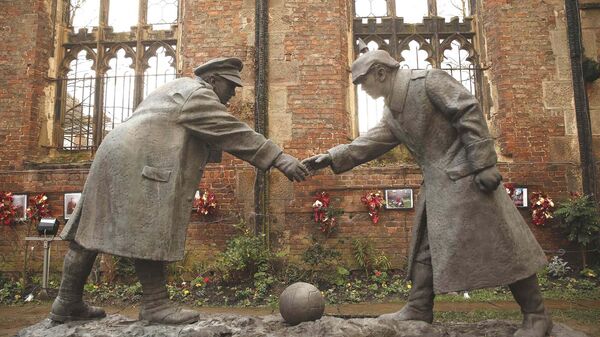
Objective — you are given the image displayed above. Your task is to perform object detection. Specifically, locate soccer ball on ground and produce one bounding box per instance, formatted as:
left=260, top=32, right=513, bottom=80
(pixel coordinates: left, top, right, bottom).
left=279, top=282, right=325, bottom=325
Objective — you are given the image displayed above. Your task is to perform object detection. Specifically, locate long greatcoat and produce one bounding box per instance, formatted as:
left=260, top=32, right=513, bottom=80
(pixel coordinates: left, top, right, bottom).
left=60, top=77, right=282, bottom=261
left=329, top=69, right=547, bottom=294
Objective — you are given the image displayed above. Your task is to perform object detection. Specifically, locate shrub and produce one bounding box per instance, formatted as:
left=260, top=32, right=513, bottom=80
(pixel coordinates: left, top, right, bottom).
left=546, top=256, right=571, bottom=279
left=554, top=194, right=600, bottom=267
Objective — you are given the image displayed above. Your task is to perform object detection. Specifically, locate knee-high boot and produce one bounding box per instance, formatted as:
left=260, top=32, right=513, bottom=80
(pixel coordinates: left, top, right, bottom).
left=509, top=274, right=553, bottom=337
left=49, top=243, right=106, bottom=322
left=378, top=261, right=435, bottom=323
left=135, top=259, right=199, bottom=325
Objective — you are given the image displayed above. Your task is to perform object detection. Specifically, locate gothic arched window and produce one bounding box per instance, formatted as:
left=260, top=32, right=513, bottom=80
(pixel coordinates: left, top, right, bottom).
left=353, top=0, right=480, bottom=136
left=57, top=0, right=179, bottom=150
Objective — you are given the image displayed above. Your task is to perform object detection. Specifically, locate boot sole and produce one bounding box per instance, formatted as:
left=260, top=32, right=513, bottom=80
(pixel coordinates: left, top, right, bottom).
left=49, top=311, right=107, bottom=323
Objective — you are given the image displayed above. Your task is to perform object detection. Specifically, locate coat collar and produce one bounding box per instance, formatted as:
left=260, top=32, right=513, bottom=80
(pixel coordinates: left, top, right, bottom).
left=386, top=69, right=411, bottom=113
left=386, top=69, right=426, bottom=114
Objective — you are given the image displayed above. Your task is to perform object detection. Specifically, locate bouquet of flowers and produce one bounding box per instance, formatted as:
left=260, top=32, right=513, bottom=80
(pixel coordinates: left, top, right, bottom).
left=312, top=191, right=342, bottom=236
left=26, top=193, right=52, bottom=222
left=193, top=190, right=217, bottom=216
left=530, top=192, right=554, bottom=226
left=361, top=191, right=386, bottom=224
left=0, top=192, right=17, bottom=226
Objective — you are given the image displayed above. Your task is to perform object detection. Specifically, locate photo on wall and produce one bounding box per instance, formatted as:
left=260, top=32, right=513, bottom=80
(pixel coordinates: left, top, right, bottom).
left=12, top=194, right=27, bottom=221
left=384, top=188, right=414, bottom=210
left=511, top=187, right=528, bottom=208
left=64, top=193, right=82, bottom=220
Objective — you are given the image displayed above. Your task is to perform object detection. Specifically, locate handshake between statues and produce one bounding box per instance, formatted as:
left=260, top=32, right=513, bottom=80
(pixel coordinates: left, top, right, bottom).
left=273, top=152, right=331, bottom=182
left=300, top=152, right=502, bottom=193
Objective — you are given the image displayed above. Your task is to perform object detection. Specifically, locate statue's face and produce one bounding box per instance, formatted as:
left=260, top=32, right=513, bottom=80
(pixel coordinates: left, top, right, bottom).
left=210, top=75, right=237, bottom=104
left=358, top=66, right=388, bottom=99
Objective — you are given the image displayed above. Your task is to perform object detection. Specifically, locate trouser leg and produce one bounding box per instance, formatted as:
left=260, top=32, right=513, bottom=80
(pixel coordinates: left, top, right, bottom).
left=134, top=259, right=199, bottom=325
left=379, top=219, right=435, bottom=323
left=509, top=274, right=553, bottom=337
left=50, top=242, right=106, bottom=322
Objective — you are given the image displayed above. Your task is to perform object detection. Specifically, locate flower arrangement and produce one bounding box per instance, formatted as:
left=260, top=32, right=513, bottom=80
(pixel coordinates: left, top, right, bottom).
left=193, top=190, right=217, bottom=216
left=0, top=192, right=17, bottom=226
left=312, top=191, right=343, bottom=236
left=504, top=183, right=516, bottom=198
left=361, top=191, right=386, bottom=224
left=26, top=193, right=52, bottom=222
left=530, top=191, right=554, bottom=226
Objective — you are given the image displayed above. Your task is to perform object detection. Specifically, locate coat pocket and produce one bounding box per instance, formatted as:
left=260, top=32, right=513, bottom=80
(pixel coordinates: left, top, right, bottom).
left=141, top=165, right=172, bottom=182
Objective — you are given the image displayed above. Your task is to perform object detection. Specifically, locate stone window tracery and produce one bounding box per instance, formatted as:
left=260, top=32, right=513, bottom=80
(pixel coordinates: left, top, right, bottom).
left=353, top=0, right=480, bottom=136
left=56, top=0, right=179, bottom=150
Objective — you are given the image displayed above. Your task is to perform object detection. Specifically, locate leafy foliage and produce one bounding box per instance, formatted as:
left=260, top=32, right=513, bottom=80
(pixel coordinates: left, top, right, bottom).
left=211, top=222, right=272, bottom=283
left=546, top=256, right=571, bottom=279
left=554, top=194, right=600, bottom=248
left=352, top=238, right=391, bottom=276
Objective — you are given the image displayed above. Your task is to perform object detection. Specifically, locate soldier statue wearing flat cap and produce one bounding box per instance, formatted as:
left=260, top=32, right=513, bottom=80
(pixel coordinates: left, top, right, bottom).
left=303, top=46, right=552, bottom=337
left=50, top=57, right=309, bottom=325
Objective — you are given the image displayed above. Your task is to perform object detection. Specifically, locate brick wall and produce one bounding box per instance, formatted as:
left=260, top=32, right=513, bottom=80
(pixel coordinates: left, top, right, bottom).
left=0, top=0, right=588, bottom=277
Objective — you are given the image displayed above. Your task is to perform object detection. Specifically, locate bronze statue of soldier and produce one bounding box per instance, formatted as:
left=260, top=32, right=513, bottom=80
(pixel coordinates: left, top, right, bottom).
left=50, top=57, right=309, bottom=325
left=303, top=48, right=552, bottom=337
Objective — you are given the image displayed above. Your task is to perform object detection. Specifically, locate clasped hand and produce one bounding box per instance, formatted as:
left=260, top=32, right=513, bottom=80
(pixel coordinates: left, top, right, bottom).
left=474, top=166, right=502, bottom=193
left=301, top=153, right=332, bottom=174
left=273, top=153, right=310, bottom=182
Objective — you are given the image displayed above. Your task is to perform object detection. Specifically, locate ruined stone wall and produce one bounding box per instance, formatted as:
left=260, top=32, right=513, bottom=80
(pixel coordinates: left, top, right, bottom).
left=0, top=0, right=587, bottom=276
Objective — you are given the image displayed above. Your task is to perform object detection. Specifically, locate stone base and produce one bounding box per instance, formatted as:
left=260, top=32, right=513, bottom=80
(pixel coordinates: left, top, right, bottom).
left=16, top=314, right=589, bottom=337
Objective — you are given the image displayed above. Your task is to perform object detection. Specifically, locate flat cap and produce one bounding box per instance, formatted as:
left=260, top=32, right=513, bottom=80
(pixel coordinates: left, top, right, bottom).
left=194, top=57, right=244, bottom=87
left=351, top=50, right=400, bottom=84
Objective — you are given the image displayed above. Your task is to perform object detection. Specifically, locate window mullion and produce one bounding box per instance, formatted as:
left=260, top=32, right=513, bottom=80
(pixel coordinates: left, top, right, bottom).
left=428, top=0, right=437, bottom=16
left=94, top=0, right=108, bottom=149
left=133, top=0, right=147, bottom=108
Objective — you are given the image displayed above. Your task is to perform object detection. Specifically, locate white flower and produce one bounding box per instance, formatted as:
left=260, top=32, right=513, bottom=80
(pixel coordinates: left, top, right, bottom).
left=25, top=293, right=34, bottom=302
left=463, top=292, right=470, bottom=299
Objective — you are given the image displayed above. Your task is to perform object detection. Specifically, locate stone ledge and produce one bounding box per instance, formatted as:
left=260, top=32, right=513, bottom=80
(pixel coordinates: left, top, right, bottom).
left=16, top=313, right=589, bottom=337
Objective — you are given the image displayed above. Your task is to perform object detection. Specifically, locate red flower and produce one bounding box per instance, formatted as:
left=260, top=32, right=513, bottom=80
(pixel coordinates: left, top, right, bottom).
left=193, top=190, right=217, bottom=216
left=504, top=183, right=516, bottom=198
left=529, top=192, right=554, bottom=226
left=312, top=191, right=341, bottom=237
left=203, top=276, right=210, bottom=284
left=26, top=193, right=51, bottom=222
left=374, top=270, right=382, bottom=277
left=0, top=192, right=17, bottom=226
left=361, top=192, right=385, bottom=224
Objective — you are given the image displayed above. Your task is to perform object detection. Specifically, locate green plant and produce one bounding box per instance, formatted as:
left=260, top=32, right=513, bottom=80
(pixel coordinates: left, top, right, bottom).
left=211, top=222, right=272, bottom=282
left=373, top=252, right=392, bottom=271
left=352, top=238, right=391, bottom=276
left=580, top=267, right=597, bottom=279
left=546, top=256, right=571, bottom=279
left=302, top=241, right=341, bottom=267
left=352, top=238, right=375, bottom=276
left=554, top=194, right=600, bottom=267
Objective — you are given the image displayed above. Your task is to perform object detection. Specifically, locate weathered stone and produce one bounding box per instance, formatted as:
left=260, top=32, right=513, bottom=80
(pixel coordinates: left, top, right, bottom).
left=16, top=314, right=589, bottom=337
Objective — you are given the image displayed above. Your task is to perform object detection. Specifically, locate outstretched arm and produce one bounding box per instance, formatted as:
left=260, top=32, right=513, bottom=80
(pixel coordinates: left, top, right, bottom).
left=178, top=86, right=308, bottom=181
left=304, top=120, right=400, bottom=174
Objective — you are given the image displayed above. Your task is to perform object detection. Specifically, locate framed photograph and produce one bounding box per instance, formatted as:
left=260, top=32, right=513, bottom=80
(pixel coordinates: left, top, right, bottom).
left=12, top=194, right=27, bottom=221
left=64, top=193, right=82, bottom=220
left=385, top=188, right=414, bottom=210
left=512, top=187, right=528, bottom=208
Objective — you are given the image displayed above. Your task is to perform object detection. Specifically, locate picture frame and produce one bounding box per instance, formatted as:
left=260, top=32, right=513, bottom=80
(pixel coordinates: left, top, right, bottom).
left=511, top=187, right=528, bottom=208
left=64, top=193, right=82, bottom=220
left=385, top=188, right=414, bottom=210
left=12, top=194, right=27, bottom=221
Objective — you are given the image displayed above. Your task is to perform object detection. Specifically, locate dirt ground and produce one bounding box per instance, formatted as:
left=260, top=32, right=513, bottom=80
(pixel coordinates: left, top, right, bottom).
left=1, top=300, right=599, bottom=337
